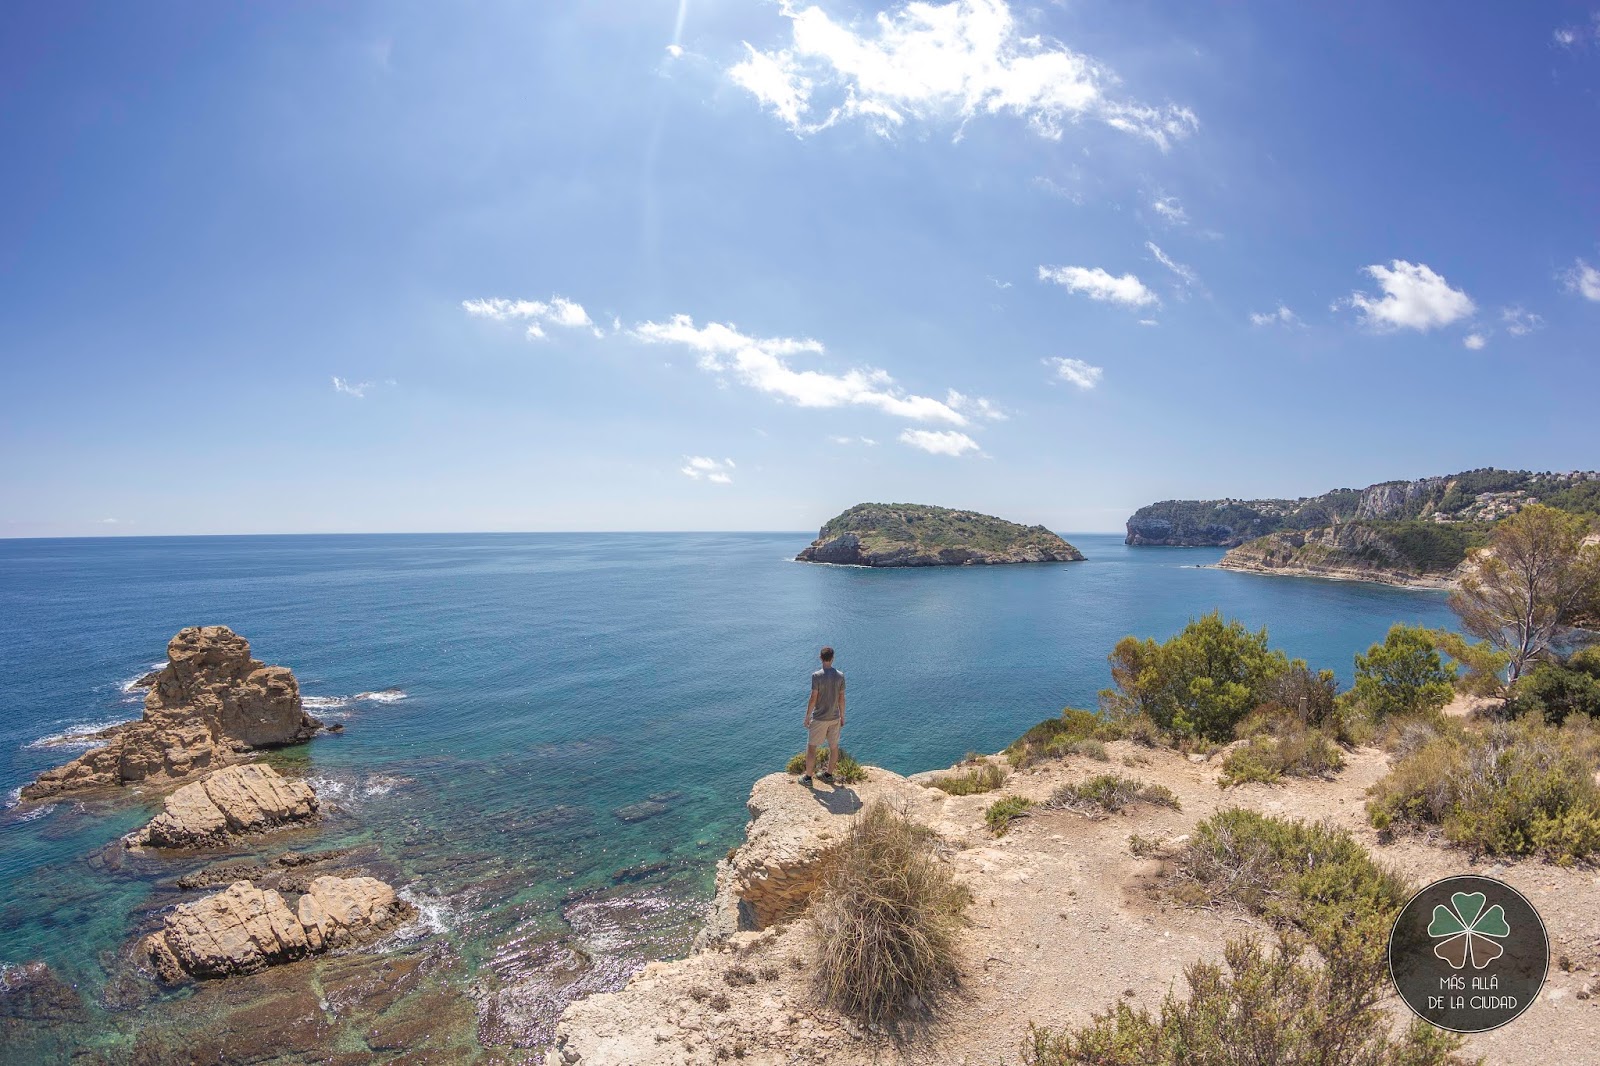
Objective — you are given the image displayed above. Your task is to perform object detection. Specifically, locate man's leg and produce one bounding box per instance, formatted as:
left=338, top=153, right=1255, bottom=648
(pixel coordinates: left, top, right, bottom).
left=804, top=742, right=818, bottom=777
left=826, top=723, right=840, bottom=776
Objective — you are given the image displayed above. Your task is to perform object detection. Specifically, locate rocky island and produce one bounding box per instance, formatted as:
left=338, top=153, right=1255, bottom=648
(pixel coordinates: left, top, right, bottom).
left=21, top=625, right=324, bottom=801
left=1127, top=468, right=1600, bottom=589
left=796, top=502, right=1084, bottom=567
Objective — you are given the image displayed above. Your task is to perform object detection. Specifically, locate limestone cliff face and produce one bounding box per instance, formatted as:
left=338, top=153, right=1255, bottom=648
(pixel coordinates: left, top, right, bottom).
left=1217, top=524, right=1464, bottom=589
left=22, top=626, right=323, bottom=801
left=796, top=503, right=1084, bottom=567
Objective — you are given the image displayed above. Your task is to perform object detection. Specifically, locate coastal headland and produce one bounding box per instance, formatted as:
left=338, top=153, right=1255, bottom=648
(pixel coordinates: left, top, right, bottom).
left=1126, top=468, right=1600, bottom=590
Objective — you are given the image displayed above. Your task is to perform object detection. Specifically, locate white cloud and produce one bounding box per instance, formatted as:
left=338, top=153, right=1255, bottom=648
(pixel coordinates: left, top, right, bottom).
left=1151, top=195, right=1187, bottom=225
left=1145, top=241, right=1196, bottom=287
left=1038, top=265, right=1158, bottom=308
left=632, top=314, right=969, bottom=425
left=666, top=43, right=685, bottom=59
left=681, top=456, right=736, bottom=484
left=899, top=429, right=980, bottom=456
left=946, top=389, right=1007, bottom=420
left=1554, top=27, right=1579, bottom=47
left=100, top=517, right=120, bottom=525
left=1463, top=333, right=1487, bottom=350
left=1343, top=260, right=1475, bottom=331
left=989, top=276, right=1013, bottom=289
left=1563, top=258, right=1600, bottom=301
left=1501, top=306, right=1544, bottom=336
left=829, top=435, right=879, bottom=446
left=332, top=376, right=371, bottom=398
left=729, top=0, right=1197, bottom=148
left=1249, top=304, right=1301, bottom=328
left=1047, top=357, right=1104, bottom=390
left=729, top=44, right=812, bottom=129
left=1138, top=318, right=1158, bottom=327
left=462, top=295, right=600, bottom=338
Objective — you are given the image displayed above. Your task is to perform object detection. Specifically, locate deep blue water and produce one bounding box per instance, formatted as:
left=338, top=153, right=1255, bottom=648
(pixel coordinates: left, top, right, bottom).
left=0, top=531, right=1455, bottom=1050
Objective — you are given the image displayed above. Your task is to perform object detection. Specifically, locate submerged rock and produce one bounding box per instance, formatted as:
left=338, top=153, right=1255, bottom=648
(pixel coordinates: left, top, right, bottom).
left=143, top=876, right=412, bottom=983
left=129, top=764, right=318, bottom=850
left=22, top=626, right=323, bottom=802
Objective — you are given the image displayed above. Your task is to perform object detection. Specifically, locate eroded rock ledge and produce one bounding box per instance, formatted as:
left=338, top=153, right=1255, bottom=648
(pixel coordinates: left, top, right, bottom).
left=22, top=626, right=323, bottom=802
left=127, top=763, right=319, bottom=850
left=144, top=875, right=413, bottom=983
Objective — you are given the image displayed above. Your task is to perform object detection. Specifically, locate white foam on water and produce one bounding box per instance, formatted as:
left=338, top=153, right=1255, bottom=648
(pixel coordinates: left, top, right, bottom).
left=25, top=717, right=131, bottom=751
left=397, top=886, right=455, bottom=939
left=3, top=786, right=20, bottom=810
left=10, top=803, right=56, bottom=824
left=355, top=689, right=407, bottom=704
left=302, top=696, right=353, bottom=711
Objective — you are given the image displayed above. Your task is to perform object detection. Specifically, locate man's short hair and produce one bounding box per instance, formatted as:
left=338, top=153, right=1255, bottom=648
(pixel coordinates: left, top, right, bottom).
left=819, top=646, right=834, bottom=662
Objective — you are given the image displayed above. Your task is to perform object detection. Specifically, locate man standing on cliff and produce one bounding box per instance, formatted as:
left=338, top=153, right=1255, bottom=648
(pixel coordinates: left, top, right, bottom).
left=800, top=646, right=845, bottom=787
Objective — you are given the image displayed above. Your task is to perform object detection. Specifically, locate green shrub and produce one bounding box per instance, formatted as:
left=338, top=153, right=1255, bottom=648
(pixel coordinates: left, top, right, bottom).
left=1218, top=727, right=1344, bottom=788
left=1126, top=832, right=1163, bottom=858
left=1367, top=716, right=1600, bottom=864
left=1004, top=708, right=1108, bottom=767
left=1100, top=613, right=1291, bottom=741
left=1504, top=654, right=1600, bottom=724
left=1180, top=809, right=1407, bottom=947
left=1027, top=811, right=1466, bottom=1065
left=1350, top=624, right=1456, bottom=720
left=984, top=796, right=1034, bottom=836
left=927, top=762, right=1006, bottom=795
left=1020, top=935, right=1467, bottom=1066
left=808, top=802, right=970, bottom=1026
left=784, top=746, right=867, bottom=783
left=1069, top=738, right=1109, bottom=761
left=1048, top=774, right=1180, bottom=816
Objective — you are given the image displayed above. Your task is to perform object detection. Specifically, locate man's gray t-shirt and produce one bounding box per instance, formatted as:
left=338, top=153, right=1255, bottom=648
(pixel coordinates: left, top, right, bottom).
left=811, top=666, right=845, bottom=721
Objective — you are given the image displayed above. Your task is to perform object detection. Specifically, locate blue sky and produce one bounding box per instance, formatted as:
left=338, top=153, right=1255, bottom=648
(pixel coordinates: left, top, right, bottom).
left=3, top=1, right=1598, bottom=536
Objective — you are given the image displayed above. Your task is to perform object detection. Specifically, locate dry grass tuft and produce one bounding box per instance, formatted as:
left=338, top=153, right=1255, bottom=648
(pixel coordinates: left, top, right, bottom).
left=928, top=762, right=1006, bottom=795
left=808, top=801, right=971, bottom=1026
left=1047, top=774, right=1181, bottom=817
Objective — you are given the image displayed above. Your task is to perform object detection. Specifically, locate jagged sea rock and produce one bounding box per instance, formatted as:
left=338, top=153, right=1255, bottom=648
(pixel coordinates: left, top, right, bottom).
left=143, top=876, right=411, bottom=983
left=22, top=626, right=322, bottom=801
left=796, top=503, right=1084, bottom=567
left=130, top=764, right=318, bottom=849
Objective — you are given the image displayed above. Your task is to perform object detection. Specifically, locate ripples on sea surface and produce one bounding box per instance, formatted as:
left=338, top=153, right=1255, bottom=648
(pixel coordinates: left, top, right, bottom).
left=0, top=532, right=1455, bottom=1057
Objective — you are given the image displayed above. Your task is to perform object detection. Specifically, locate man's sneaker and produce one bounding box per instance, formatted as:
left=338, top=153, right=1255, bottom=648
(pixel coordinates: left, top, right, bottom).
left=798, top=775, right=813, bottom=786
left=819, top=771, right=835, bottom=784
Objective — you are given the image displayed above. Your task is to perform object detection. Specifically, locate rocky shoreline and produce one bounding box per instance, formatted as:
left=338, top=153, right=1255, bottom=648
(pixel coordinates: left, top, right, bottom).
left=1215, top=525, right=1463, bottom=590
left=544, top=742, right=1600, bottom=1066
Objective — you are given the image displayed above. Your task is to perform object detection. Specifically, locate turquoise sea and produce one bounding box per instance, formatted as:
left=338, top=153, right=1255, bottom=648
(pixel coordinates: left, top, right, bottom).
left=0, top=532, right=1455, bottom=1059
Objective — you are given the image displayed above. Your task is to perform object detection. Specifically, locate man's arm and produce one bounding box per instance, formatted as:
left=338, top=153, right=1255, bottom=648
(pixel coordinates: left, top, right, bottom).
left=838, top=687, right=846, bottom=727
left=805, top=685, right=817, bottom=726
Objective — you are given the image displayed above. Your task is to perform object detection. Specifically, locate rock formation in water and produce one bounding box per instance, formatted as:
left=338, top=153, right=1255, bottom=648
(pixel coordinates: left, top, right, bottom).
left=1126, top=468, right=1600, bottom=548
left=22, top=626, right=323, bottom=802
left=127, top=764, right=319, bottom=850
left=143, top=875, right=412, bottom=983
left=796, top=503, right=1085, bottom=567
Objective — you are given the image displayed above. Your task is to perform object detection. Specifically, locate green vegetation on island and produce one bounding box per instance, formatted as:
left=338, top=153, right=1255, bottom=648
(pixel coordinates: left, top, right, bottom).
left=796, top=502, right=1084, bottom=567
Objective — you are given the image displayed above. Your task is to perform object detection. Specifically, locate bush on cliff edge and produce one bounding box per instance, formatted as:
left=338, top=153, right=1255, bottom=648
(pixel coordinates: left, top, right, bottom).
left=808, top=801, right=970, bottom=1026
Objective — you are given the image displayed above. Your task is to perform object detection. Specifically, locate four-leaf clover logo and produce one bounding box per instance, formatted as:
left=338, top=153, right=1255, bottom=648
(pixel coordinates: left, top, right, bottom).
left=1428, top=891, right=1510, bottom=970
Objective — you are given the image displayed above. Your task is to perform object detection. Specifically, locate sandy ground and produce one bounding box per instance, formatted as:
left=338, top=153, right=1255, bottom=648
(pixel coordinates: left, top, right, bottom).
left=549, top=738, right=1600, bottom=1066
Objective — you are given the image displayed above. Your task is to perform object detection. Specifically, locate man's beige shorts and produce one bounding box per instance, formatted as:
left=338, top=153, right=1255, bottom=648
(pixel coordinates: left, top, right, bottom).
left=807, top=718, right=841, bottom=749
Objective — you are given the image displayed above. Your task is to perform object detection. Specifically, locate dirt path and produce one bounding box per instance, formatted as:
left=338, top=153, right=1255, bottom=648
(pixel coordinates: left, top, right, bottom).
left=550, top=742, right=1600, bottom=1065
